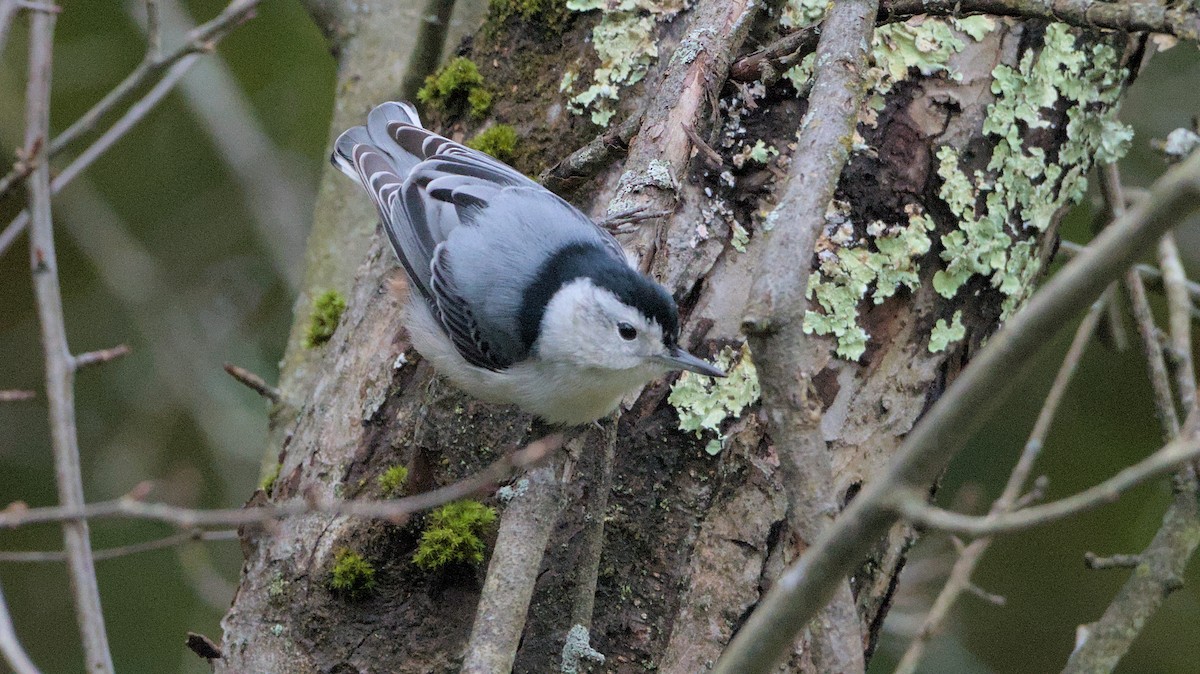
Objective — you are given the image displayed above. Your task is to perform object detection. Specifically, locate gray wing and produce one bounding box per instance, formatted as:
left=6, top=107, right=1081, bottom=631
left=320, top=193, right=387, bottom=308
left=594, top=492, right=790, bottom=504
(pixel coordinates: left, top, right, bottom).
left=331, top=101, right=628, bottom=371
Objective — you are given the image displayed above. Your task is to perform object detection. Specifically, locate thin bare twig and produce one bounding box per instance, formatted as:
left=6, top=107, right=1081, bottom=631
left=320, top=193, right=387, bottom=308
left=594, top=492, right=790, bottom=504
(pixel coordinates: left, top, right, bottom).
left=892, top=434, right=1200, bottom=536
left=0, top=55, right=198, bottom=258
left=223, top=363, right=280, bottom=404
left=0, top=529, right=237, bottom=563
left=73, top=344, right=131, bottom=370
left=0, top=0, right=261, bottom=204
left=1158, top=234, right=1197, bottom=414
left=895, top=286, right=1115, bottom=673
left=1, top=434, right=564, bottom=531
left=143, top=0, right=161, bottom=61
left=1102, top=165, right=1181, bottom=441
left=713, top=113, right=1200, bottom=674
left=0, top=0, right=19, bottom=57
left=0, top=578, right=40, bottom=674
left=1084, top=552, right=1142, bottom=570
left=0, top=390, right=36, bottom=402
left=23, top=9, right=114, bottom=671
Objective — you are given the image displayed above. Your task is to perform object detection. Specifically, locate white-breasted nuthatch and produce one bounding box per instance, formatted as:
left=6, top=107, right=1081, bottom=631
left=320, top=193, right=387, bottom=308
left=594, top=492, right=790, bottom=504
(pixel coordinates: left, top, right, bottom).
left=332, top=101, right=724, bottom=426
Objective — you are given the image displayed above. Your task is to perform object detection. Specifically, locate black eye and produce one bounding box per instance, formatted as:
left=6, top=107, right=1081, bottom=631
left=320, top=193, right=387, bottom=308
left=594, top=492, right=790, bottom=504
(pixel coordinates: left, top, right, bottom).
left=617, top=322, right=638, bottom=341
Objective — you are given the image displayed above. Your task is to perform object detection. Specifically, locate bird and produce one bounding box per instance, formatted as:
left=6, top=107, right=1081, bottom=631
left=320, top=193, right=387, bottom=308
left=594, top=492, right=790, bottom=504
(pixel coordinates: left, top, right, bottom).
left=332, top=101, right=724, bottom=426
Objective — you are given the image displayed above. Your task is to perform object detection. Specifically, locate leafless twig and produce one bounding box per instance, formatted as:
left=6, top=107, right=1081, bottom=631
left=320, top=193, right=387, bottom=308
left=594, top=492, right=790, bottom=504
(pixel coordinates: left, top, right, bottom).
left=0, top=55, right=198, bottom=258
left=0, top=578, right=40, bottom=674
left=0, top=529, right=237, bottom=563
left=892, top=434, right=1200, bottom=536
left=223, top=363, right=281, bottom=404
left=0, top=390, right=36, bottom=402
left=1158, top=234, right=1197, bottom=414
left=1, top=434, right=564, bottom=531
left=714, top=110, right=1200, bottom=674
left=22, top=8, right=114, bottom=671
left=894, top=286, right=1115, bottom=673
left=0, top=0, right=261, bottom=204
left=1084, top=552, right=1143, bottom=570
left=73, top=344, right=131, bottom=370
left=1058, top=240, right=1200, bottom=321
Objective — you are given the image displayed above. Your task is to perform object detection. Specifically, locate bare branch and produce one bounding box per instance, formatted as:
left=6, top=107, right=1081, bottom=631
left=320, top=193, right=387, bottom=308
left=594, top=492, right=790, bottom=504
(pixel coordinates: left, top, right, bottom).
left=732, top=0, right=1200, bottom=81
left=223, top=363, right=281, bottom=404
left=143, top=0, right=161, bottom=61
left=713, top=111, right=1200, bottom=674
left=895, top=286, right=1114, bottom=673
left=1059, top=240, right=1200, bottom=321
left=0, top=0, right=19, bottom=58
left=1, top=434, right=564, bottom=531
left=0, top=578, right=40, bottom=674
left=539, top=112, right=642, bottom=194
left=73, top=344, right=130, bottom=370
left=893, top=434, right=1200, bottom=536
left=0, top=390, right=36, bottom=402
left=23, top=8, right=114, bottom=672
left=0, top=529, right=237, bottom=563
left=0, top=55, right=198, bottom=258
left=1158, top=234, right=1197, bottom=413
left=1084, top=552, right=1143, bottom=570
left=463, top=454, right=566, bottom=674
left=0, top=0, right=261, bottom=203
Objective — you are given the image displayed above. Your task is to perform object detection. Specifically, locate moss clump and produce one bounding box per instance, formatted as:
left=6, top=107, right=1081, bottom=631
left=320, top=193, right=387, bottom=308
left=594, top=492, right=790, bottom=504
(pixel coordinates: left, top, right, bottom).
left=412, top=500, right=497, bottom=570
left=417, top=57, right=493, bottom=119
left=377, top=465, right=409, bottom=497
left=466, top=125, right=519, bottom=162
left=259, top=462, right=281, bottom=493
left=328, top=548, right=376, bottom=600
left=489, top=0, right=570, bottom=30
left=304, top=290, right=347, bottom=348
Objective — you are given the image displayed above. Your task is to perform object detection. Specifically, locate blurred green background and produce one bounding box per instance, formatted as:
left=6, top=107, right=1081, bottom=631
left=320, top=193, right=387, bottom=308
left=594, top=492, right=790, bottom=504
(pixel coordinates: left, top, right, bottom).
left=0, top=2, right=1198, bottom=672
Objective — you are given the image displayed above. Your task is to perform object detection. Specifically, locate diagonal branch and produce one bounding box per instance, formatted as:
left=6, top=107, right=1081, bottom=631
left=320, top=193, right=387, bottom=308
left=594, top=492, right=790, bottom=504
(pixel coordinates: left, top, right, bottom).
left=714, top=109, right=1200, bottom=674
left=892, top=433, right=1200, bottom=536
left=22, top=8, right=114, bottom=672
left=738, top=0, right=879, bottom=671
left=0, top=578, right=40, bottom=674
left=894, top=284, right=1115, bottom=673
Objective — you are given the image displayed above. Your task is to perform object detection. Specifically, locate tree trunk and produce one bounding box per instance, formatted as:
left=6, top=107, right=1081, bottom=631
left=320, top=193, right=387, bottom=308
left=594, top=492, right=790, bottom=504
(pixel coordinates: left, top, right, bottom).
left=218, top=2, right=1136, bottom=671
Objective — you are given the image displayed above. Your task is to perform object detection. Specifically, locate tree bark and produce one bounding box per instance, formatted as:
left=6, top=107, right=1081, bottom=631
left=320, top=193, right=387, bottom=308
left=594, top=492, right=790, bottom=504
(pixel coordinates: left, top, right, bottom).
left=219, top=3, right=1137, bottom=671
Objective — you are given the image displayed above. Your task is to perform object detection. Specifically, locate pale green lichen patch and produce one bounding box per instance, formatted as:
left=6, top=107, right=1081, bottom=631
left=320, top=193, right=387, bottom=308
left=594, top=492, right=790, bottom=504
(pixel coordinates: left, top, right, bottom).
left=784, top=17, right=988, bottom=110
left=929, top=310, right=965, bottom=352
left=781, top=0, right=828, bottom=30
left=563, top=0, right=682, bottom=126
left=933, top=23, right=1130, bottom=317
left=668, top=345, right=760, bottom=455
left=803, top=205, right=934, bottom=360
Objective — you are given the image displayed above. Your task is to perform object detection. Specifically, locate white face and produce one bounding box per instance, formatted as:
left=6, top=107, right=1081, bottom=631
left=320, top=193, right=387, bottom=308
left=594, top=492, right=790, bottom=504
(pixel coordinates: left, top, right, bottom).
left=536, top=278, right=671, bottom=373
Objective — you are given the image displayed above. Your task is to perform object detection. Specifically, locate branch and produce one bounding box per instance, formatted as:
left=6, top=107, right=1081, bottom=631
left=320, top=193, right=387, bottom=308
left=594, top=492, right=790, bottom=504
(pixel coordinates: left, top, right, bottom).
left=223, top=363, right=281, bottom=404
left=713, top=108, right=1200, bottom=674
left=895, top=285, right=1114, bottom=673
left=1058, top=240, right=1200, bottom=321
left=0, top=434, right=563, bottom=531
left=0, top=529, right=237, bottom=563
left=0, top=578, right=39, bottom=674
left=22, top=9, right=114, bottom=672
left=736, top=0, right=880, bottom=670
left=462, top=454, right=566, bottom=674
left=0, top=0, right=19, bottom=58
left=0, top=51, right=198, bottom=259
left=731, top=0, right=1200, bottom=81
left=892, top=434, right=1200, bottom=536
left=0, top=390, right=36, bottom=402
left=73, top=344, right=130, bottom=370
left=539, top=112, right=642, bottom=194
left=1158, top=234, right=1197, bottom=413
left=0, top=0, right=261, bottom=204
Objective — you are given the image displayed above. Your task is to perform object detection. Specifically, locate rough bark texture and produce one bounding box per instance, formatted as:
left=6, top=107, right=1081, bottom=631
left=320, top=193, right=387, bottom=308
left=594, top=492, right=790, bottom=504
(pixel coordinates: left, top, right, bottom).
left=219, top=3, right=1136, bottom=671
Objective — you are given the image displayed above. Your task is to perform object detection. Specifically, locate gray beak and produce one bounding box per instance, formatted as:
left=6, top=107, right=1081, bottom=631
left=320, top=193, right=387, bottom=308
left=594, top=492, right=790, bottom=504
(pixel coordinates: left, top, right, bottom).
left=661, top=346, right=726, bottom=378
